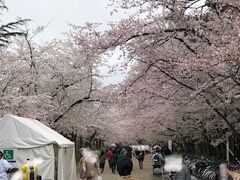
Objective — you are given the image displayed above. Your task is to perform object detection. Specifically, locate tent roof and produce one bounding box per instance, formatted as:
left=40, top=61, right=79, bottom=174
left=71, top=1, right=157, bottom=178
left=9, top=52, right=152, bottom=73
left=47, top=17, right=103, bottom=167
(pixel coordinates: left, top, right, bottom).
left=0, top=114, right=74, bottom=148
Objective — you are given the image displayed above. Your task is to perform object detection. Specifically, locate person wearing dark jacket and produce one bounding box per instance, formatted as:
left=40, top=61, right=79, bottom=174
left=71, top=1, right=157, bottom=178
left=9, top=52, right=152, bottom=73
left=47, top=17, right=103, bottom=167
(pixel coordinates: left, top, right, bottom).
left=136, top=150, right=145, bottom=169
left=162, top=146, right=172, bottom=157
left=126, top=148, right=132, bottom=160
left=110, top=149, right=118, bottom=174
left=117, top=157, right=138, bottom=180
left=99, top=151, right=105, bottom=174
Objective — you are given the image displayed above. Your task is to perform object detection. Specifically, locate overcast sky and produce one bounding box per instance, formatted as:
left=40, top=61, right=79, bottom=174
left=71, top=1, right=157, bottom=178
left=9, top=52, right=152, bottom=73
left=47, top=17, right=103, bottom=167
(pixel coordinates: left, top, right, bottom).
left=3, top=0, right=129, bottom=85
left=4, top=0, right=125, bottom=41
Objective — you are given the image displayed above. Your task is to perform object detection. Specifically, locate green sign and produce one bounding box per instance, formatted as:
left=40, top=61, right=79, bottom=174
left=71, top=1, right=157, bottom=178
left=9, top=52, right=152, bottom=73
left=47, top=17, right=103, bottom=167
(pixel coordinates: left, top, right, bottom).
left=3, top=149, right=14, bottom=160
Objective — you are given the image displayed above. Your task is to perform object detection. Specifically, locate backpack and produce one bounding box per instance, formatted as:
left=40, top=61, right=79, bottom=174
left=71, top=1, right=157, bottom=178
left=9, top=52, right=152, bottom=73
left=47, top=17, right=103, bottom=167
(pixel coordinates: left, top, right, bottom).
left=100, top=155, right=105, bottom=164
left=153, top=154, right=161, bottom=165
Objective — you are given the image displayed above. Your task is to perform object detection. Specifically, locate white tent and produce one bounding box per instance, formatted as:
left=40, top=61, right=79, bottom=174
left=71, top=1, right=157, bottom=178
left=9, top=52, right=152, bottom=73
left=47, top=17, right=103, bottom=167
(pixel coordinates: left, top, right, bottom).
left=130, top=145, right=150, bottom=151
left=0, top=114, right=76, bottom=180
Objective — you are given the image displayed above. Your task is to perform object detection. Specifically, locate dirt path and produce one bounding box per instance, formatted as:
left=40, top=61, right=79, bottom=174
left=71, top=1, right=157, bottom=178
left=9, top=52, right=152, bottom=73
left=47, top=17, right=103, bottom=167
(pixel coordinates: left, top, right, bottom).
left=100, top=155, right=162, bottom=180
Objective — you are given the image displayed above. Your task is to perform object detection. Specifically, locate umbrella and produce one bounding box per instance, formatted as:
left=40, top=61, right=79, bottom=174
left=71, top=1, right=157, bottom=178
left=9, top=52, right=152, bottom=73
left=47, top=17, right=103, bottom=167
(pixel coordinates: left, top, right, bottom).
left=153, top=145, right=161, bottom=149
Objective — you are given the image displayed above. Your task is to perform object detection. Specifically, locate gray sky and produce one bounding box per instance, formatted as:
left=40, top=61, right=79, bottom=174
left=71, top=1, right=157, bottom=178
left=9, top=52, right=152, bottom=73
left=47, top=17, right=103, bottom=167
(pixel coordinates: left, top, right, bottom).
left=4, top=0, right=124, bottom=41
left=4, top=0, right=129, bottom=85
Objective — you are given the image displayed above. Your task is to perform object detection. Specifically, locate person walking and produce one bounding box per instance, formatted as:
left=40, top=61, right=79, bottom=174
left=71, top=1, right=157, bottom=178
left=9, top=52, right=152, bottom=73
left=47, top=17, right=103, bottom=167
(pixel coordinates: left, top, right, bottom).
left=125, top=147, right=132, bottom=160
left=136, top=150, right=145, bottom=169
left=109, top=149, right=118, bottom=174
left=0, top=151, right=12, bottom=180
left=117, top=158, right=138, bottom=180
left=99, top=151, right=105, bottom=174
left=117, top=150, right=126, bottom=162
left=152, top=148, right=164, bottom=172
left=80, top=149, right=100, bottom=180
left=105, top=148, right=113, bottom=169
left=162, top=145, right=172, bottom=157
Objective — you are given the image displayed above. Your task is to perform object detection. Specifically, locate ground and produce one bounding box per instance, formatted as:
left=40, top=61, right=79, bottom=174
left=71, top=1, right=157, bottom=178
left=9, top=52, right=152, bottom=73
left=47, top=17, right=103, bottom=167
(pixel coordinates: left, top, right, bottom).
left=100, top=155, right=163, bottom=180
left=77, top=155, right=164, bottom=180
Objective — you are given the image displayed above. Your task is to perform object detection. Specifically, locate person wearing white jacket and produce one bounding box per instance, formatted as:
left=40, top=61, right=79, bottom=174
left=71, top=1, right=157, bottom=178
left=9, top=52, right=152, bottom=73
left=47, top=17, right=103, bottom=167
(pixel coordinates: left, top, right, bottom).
left=0, top=151, right=12, bottom=180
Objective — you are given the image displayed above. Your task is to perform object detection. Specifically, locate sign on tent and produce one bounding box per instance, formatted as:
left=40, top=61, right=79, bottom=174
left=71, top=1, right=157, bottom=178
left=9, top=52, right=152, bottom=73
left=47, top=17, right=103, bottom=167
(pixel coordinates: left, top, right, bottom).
left=3, top=149, right=14, bottom=160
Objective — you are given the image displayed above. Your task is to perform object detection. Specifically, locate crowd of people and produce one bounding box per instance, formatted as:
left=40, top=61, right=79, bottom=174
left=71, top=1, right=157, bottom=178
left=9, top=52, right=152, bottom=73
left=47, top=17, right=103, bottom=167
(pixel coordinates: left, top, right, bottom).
left=1, top=145, right=235, bottom=180
left=79, top=145, right=145, bottom=180
left=79, top=144, right=238, bottom=180
left=78, top=144, right=174, bottom=180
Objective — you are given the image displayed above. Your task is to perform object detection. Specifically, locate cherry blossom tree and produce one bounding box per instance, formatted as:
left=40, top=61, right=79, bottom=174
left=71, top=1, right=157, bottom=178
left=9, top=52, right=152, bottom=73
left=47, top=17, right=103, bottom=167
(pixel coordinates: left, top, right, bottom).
left=1, top=0, right=240, bottom=154
left=0, top=26, right=105, bottom=146
left=77, top=0, right=240, bottom=154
